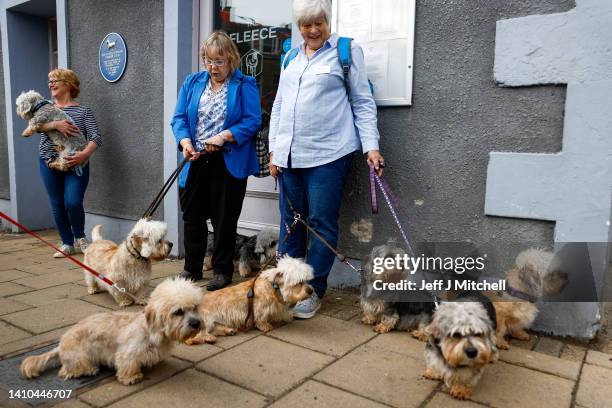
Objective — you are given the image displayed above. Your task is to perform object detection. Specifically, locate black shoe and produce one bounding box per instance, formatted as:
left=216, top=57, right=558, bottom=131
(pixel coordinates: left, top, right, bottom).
left=180, top=270, right=203, bottom=282
left=206, top=274, right=232, bottom=291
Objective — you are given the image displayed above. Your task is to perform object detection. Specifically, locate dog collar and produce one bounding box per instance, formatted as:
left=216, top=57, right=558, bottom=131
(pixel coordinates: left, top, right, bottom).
left=31, top=100, right=51, bottom=115
left=505, top=286, right=536, bottom=303
left=126, top=239, right=146, bottom=261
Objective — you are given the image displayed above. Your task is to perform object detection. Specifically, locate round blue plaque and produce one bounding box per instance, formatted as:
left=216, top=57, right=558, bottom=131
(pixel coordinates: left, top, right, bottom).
left=99, top=33, right=127, bottom=83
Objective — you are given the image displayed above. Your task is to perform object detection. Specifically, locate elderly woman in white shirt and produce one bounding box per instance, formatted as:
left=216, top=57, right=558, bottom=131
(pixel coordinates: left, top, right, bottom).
left=269, top=0, right=384, bottom=318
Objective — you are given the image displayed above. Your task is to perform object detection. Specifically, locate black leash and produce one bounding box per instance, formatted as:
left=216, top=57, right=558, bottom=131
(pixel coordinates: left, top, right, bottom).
left=142, top=155, right=190, bottom=219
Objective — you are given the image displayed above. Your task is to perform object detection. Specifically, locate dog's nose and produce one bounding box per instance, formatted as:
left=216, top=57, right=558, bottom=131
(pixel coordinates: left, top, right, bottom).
left=306, top=286, right=313, bottom=295
left=188, top=318, right=201, bottom=330
left=465, top=347, right=478, bottom=359
left=168, top=242, right=174, bottom=249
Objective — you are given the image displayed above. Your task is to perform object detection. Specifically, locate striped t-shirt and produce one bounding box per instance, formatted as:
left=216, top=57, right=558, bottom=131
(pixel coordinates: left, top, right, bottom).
left=39, top=105, right=102, bottom=163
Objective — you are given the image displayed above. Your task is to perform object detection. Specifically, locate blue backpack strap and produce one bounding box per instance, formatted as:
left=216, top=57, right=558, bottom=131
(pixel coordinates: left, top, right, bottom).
left=282, top=48, right=299, bottom=70
left=337, top=37, right=353, bottom=101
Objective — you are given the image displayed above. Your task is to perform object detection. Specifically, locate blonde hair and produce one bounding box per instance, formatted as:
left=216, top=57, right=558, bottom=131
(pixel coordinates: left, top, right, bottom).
left=201, top=31, right=241, bottom=72
left=293, top=0, right=331, bottom=25
left=48, top=68, right=80, bottom=98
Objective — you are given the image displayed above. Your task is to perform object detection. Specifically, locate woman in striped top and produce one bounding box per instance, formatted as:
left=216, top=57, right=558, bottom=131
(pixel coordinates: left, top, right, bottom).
left=37, top=68, right=102, bottom=258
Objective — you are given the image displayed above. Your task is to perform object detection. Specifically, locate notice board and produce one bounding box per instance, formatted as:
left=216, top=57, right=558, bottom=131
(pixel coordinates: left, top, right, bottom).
left=331, top=0, right=415, bottom=106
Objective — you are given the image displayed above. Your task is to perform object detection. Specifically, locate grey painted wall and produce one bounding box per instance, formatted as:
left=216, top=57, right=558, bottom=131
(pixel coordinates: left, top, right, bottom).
left=0, top=29, right=9, bottom=200
left=67, top=0, right=164, bottom=220
left=337, top=1, right=575, bottom=259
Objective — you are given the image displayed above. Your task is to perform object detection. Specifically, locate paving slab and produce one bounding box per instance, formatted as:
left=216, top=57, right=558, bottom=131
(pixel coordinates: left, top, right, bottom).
left=314, top=341, right=436, bottom=408
left=0, top=269, right=33, bottom=282
left=499, top=347, right=581, bottom=380
left=212, top=328, right=262, bottom=350
left=171, top=342, right=223, bottom=363
left=107, top=369, right=267, bottom=408
left=318, top=302, right=361, bottom=321
left=267, top=314, right=376, bottom=357
left=14, top=261, right=79, bottom=276
left=8, top=284, right=86, bottom=307
left=0, top=321, right=31, bottom=344
left=559, top=343, right=587, bottom=362
left=585, top=349, right=612, bottom=369
left=0, top=327, right=68, bottom=358
left=78, top=293, right=123, bottom=311
left=365, top=331, right=426, bottom=360
left=150, top=261, right=181, bottom=279
left=79, top=357, right=191, bottom=407
left=0, top=282, right=34, bottom=297
left=2, top=299, right=109, bottom=334
left=12, top=269, right=83, bottom=290
left=508, top=334, right=538, bottom=350
left=269, top=380, right=388, bottom=408
left=0, top=298, right=32, bottom=316
left=426, top=392, right=486, bottom=407
left=53, top=399, right=92, bottom=408
left=575, top=363, right=612, bottom=408
left=470, top=361, right=574, bottom=408
left=197, top=335, right=334, bottom=398
left=533, top=337, right=563, bottom=357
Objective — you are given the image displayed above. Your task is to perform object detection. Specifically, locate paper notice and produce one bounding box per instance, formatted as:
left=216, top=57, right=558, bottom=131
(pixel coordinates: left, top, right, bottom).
left=372, top=0, right=408, bottom=41
left=362, top=41, right=389, bottom=98
left=338, top=0, right=372, bottom=42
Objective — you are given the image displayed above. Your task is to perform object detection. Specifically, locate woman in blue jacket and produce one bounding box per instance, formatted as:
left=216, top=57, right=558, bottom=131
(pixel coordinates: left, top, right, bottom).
left=171, top=31, right=261, bottom=290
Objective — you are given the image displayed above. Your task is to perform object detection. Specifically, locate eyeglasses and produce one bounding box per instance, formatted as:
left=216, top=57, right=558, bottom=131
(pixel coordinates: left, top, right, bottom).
left=204, top=59, right=227, bottom=67
left=48, top=79, right=64, bottom=84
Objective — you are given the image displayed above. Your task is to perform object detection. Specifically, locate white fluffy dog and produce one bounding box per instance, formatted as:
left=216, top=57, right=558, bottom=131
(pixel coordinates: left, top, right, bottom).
left=21, top=278, right=202, bottom=385
left=84, top=219, right=172, bottom=306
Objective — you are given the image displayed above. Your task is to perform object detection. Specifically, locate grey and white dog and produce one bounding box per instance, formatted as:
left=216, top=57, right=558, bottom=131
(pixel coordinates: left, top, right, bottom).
left=204, top=227, right=279, bottom=277
left=15, top=90, right=88, bottom=171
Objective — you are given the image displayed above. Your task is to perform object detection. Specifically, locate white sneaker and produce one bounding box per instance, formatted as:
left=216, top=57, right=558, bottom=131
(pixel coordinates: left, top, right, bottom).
left=74, top=237, right=90, bottom=254
left=54, top=244, right=75, bottom=258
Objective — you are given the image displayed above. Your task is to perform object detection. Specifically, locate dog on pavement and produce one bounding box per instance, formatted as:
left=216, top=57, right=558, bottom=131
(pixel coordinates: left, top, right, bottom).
left=16, top=90, right=88, bottom=172
left=186, top=256, right=313, bottom=344
left=21, top=278, right=202, bottom=385
left=83, top=219, right=173, bottom=306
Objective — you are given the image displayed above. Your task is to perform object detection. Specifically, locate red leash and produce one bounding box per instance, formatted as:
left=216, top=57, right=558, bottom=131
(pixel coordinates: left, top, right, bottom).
left=0, top=211, right=136, bottom=301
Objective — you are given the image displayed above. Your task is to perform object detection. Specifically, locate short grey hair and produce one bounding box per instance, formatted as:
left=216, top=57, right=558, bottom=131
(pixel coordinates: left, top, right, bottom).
left=293, top=0, right=331, bottom=25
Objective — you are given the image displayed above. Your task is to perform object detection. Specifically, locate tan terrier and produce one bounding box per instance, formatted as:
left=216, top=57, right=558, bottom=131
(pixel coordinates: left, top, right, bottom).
left=490, top=248, right=568, bottom=349
left=186, top=256, right=314, bottom=344
left=21, top=278, right=202, bottom=385
left=83, top=219, right=173, bottom=307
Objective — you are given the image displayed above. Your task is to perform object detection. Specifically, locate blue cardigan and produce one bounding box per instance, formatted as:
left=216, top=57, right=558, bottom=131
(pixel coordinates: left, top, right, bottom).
left=171, top=69, right=261, bottom=187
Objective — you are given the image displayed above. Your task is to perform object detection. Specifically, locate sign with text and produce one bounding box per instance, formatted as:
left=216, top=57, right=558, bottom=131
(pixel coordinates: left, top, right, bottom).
left=98, top=33, right=127, bottom=83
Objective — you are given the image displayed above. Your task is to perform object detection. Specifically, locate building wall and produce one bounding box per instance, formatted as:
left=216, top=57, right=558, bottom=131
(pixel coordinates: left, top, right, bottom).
left=0, top=29, right=9, bottom=200
left=67, top=0, right=164, bottom=220
left=338, top=0, right=575, bottom=258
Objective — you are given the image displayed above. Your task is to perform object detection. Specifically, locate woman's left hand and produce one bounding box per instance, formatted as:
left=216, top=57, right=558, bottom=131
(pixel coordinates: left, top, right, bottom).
left=65, top=150, right=90, bottom=168
left=366, top=150, right=385, bottom=176
left=204, top=133, right=225, bottom=153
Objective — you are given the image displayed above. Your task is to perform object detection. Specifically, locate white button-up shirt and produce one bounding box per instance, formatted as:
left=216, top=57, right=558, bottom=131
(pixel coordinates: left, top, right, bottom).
left=269, top=33, right=380, bottom=168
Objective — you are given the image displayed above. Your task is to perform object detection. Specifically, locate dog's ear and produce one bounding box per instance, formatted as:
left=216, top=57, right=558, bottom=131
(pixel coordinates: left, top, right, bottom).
left=132, top=235, right=152, bottom=258
left=424, top=322, right=438, bottom=339
left=542, top=271, right=569, bottom=297
left=145, top=304, right=158, bottom=329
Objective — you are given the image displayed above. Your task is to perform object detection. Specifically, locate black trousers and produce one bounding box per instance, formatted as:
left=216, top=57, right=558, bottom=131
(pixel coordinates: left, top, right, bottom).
left=179, top=152, right=247, bottom=278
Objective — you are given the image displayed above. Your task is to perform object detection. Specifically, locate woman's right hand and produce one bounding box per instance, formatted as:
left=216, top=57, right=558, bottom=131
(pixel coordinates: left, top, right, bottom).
left=54, top=120, right=80, bottom=137
left=180, top=139, right=200, bottom=161
left=269, top=152, right=281, bottom=178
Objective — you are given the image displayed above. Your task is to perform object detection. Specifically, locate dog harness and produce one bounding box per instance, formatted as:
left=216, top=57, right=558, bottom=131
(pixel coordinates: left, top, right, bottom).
left=505, top=286, right=536, bottom=303
left=243, top=274, right=285, bottom=329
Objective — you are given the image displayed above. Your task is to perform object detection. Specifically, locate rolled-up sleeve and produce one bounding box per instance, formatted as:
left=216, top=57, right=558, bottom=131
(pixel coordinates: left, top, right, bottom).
left=349, top=43, right=380, bottom=153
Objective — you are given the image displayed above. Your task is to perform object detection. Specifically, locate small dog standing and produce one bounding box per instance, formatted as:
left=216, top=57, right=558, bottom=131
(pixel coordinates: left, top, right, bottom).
left=423, top=292, right=498, bottom=400
left=186, top=256, right=314, bottom=344
left=84, top=219, right=172, bottom=306
left=15, top=90, right=88, bottom=172
left=21, top=278, right=202, bottom=385
left=360, top=243, right=434, bottom=339
left=490, top=248, right=568, bottom=349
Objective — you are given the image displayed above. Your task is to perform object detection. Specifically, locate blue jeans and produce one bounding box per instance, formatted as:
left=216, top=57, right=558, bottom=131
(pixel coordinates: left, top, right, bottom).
left=39, top=158, right=90, bottom=246
left=278, top=153, right=353, bottom=298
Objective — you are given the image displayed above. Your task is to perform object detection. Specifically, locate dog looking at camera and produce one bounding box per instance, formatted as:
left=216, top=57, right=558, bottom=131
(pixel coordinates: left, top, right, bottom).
left=84, top=219, right=173, bottom=306
left=186, top=256, right=314, bottom=344
left=360, top=242, right=434, bottom=339
left=16, top=90, right=88, bottom=172
left=490, top=248, right=568, bottom=349
left=21, top=278, right=202, bottom=385
left=423, top=292, right=498, bottom=400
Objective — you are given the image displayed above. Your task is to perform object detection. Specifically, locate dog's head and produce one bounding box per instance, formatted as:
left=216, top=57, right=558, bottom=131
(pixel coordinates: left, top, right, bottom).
left=145, top=277, right=203, bottom=342
left=15, top=90, right=44, bottom=121
left=426, top=301, right=497, bottom=369
left=508, top=248, right=568, bottom=299
left=254, top=228, right=279, bottom=264
left=260, top=256, right=314, bottom=305
left=129, top=218, right=173, bottom=261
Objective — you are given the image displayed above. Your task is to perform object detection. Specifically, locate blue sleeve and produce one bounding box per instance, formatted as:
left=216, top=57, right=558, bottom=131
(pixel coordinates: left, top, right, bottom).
left=349, top=43, right=380, bottom=153
left=227, top=76, right=262, bottom=147
left=171, top=74, right=194, bottom=150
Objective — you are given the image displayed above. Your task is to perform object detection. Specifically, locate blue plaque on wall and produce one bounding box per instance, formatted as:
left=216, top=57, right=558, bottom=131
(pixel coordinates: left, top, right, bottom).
left=99, top=33, right=127, bottom=83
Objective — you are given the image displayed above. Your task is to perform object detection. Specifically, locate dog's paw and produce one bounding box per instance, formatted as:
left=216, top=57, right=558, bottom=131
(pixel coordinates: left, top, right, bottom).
left=511, top=330, right=530, bottom=341
left=450, top=384, right=472, bottom=400
left=117, top=372, right=143, bottom=385
left=87, top=287, right=100, bottom=295
left=361, top=315, right=377, bottom=325
left=422, top=368, right=441, bottom=381
left=410, top=329, right=429, bottom=342
left=496, top=339, right=510, bottom=350
left=118, top=300, right=134, bottom=308
left=256, top=322, right=274, bottom=333
left=135, top=298, right=148, bottom=306
left=374, top=323, right=392, bottom=334
left=224, top=328, right=238, bottom=336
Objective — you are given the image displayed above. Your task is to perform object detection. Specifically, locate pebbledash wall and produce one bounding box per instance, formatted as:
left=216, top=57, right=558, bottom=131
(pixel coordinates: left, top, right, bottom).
left=1, top=0, right=610, bottom=338
left=0, top=30, right=8, bottom=202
